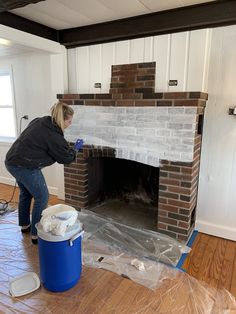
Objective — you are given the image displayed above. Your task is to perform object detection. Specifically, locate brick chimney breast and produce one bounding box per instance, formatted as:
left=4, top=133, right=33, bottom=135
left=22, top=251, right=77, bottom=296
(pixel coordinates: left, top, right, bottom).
left=58, top=61, right=208, bottom=243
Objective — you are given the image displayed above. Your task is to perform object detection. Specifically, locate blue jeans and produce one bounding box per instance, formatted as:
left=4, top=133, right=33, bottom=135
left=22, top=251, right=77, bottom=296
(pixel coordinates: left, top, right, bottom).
left=5, top=164, right=49, bottom=236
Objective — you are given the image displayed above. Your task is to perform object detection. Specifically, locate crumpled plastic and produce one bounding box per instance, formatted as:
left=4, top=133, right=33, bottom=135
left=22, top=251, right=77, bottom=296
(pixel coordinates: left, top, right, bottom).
left=0, top=209, right=236, bottom=313
left=78, top=210, right=190, bottom=266
left=40, top=204, right=78, bottom=236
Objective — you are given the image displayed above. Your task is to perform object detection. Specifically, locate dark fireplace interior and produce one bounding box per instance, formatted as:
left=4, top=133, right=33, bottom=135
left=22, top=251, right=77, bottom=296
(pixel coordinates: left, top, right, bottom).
left=87, top=157, right=159, bottom=231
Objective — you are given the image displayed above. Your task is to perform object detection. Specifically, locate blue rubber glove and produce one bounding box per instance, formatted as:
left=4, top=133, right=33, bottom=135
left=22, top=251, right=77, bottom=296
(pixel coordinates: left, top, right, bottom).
left=74, top=139, right=84, bottom=151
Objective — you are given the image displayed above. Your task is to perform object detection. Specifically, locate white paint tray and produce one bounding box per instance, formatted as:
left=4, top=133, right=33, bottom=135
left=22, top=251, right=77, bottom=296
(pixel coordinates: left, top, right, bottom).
left=9, top=272, right=40, bottom=297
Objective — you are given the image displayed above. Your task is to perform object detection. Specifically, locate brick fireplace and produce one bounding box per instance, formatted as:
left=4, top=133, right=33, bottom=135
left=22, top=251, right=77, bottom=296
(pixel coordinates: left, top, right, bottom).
left=57, top=61, right=207, bottom=243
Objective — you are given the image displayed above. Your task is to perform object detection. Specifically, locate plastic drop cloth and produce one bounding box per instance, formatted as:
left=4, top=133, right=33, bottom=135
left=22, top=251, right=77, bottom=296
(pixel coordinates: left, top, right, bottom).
left=78, top=210, right=190, bottom=266
left=1, top=210, right=236, bottom=313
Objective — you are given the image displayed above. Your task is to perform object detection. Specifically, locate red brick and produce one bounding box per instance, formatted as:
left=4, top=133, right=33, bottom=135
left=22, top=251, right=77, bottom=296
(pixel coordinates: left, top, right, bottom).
left=168, top=199, right=192, bottom=209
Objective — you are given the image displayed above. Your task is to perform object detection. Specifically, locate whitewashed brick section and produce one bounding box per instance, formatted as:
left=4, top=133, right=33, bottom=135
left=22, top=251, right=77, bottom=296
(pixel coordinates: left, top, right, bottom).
left=65, top=106, right=198, bottom=166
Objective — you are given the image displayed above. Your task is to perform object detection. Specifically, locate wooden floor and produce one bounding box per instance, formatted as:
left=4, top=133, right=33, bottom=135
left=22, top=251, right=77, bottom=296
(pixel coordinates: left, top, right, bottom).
left=1, top=182, right=236, bottom=312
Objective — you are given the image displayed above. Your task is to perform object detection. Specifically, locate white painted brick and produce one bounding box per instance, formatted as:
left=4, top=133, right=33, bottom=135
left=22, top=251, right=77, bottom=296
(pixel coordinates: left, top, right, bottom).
left=66, top=105, right=198, bottom=166
left=117, top=139, right=134, bottom=147
left=136, top=128, right=156, bottom=136
left=136, top=114, right=156, bottom=122
left=185, top=108, right=197, bottom=114
left=116, top=127, right=136, bottom=135
left=135, top=121, right=166, bottom=128
left=126, top=135, right=141, bottom=141
left=181, top=152, right=194, bottom=161
left=170, top=114, right=196, bottom=123
left=171, top=144, right=192, bottom=152
left=129, top=150, right=135, bottom=160
left=156, top=107, right=168, bottom=114
left=123, top=149, right=130, bottom=160
left=163, top=151, right=181, bottom=161
left=172, top=130, right=195, bottom=137
left=166, top=138, right=181, bottom=144
left=167, top=123, right=184, bottom=130
left=182, top=138, right=194, bottom=145
left=155, top=130, right=171, bottom=136
left=96, top=113, right=116, bottom=121
left=116, top=148, right=123, bottom=158
left=168, top=107, right=185, bottom=114
left=126, top=108, right=148, bottom=114
left=183, top=124, right=196, bottom=130
left=144, top=137, right=167, bottom=145
left=156, top=115, right=170, bottom=122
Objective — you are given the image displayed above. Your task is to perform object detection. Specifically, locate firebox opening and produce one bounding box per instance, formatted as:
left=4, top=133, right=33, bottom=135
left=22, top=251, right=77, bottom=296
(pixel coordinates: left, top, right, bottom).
left=87, top=157, right=159, bottom=231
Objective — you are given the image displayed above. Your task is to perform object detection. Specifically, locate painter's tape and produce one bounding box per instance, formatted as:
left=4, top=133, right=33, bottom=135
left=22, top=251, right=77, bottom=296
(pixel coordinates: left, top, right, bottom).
left=176, top=230, right=198, bottom=270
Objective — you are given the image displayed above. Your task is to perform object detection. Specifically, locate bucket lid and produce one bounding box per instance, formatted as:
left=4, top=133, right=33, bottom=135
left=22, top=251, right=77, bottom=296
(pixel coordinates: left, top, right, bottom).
left=9, top=272, right=40, bottom=297
left=36, top=221, right=82, bottom=242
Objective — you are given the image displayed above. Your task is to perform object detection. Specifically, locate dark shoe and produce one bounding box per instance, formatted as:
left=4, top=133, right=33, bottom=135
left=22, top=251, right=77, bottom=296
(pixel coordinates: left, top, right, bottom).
left=21, top=225, right=31, bottom=233
left=31, top=237, right=38, bottom=245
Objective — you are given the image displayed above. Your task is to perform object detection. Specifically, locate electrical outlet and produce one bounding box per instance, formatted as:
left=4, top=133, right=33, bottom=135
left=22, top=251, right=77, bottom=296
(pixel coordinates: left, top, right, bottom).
left=94, top=83, right=101, bottom=88
left=168, top=80, right=178, bottom=86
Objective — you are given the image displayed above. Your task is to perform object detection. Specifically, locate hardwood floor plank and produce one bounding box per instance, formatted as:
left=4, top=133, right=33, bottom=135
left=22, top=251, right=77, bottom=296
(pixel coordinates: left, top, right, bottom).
left=184, top=233, right=207, bottom=276
left=230, top=242, right=236, bottom=298
left=209, top=238, right=227, bottom=280
left=217, top=240, right=236, bottom=294
left=1, top=183, right=236, bottom=312
left=98, top=279, right=137, bottom=313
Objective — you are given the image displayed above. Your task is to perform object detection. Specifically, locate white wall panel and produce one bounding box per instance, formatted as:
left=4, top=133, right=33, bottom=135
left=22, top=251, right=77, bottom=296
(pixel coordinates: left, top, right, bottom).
left=187, top=29, right=211, bottom=91
left=68, top=48, right=77, bottom=93
left=144, top=37, right=154, bottom=62
left=101, top=43, right=114, bottom=93
left=89, top=44, right=102, bottom=93
left=71, top=30, right=210, bottom=94
left=169, top=32, right=189, bottom=91
left=153, top=34, right=170, bottom=92
left=130, top=38, right=145, bottom=63
left=76, top=46, right=90, bottom=93
left=202, top=29, right=212, bottom=92
left=114, top=40, right=130, bottom=65
left=196, top=25, right=236, bottom=241
left=0, top=51, right=67, bottom=197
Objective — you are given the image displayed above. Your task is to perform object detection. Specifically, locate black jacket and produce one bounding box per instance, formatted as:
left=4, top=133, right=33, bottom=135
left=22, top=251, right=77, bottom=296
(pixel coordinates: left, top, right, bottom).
left=5, top=116, right=75, bottom=169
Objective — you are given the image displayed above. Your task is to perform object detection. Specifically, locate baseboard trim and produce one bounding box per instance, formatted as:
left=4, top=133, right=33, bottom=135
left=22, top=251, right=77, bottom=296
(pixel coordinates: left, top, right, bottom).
left=0, top=176, right=15, bottom=186
left=0, top=177, right=58, bottom=196
left=47, top=186, right=58, bottom=196
left=195, top=220, right=236, bottom=241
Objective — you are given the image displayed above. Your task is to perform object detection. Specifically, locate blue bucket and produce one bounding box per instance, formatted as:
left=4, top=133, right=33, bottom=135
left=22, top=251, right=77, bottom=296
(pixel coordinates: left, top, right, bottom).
left=36, top=222, right=83, bottom=292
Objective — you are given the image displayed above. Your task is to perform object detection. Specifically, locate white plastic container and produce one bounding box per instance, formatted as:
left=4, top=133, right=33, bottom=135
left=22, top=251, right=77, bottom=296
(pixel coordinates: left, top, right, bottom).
left=9, top=272, right=40, bottom=297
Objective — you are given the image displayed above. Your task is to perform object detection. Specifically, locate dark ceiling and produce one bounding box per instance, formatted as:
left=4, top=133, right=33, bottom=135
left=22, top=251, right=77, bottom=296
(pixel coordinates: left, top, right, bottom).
left=0, top=0, right=44, bottom=12
left=0, top=0, right=236, bottom=49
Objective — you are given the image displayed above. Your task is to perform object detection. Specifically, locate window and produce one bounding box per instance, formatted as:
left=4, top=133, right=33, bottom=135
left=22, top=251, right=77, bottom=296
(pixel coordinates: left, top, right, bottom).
left=0, top=67, right=16, bottom=140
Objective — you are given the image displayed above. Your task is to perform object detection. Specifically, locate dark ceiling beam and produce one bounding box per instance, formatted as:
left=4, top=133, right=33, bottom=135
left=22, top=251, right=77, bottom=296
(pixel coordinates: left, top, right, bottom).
left=0, top=0, right=45, bottom=12
left=60, top=0, right=236, bottom=48
left=0, top=12, right=59, bottom=42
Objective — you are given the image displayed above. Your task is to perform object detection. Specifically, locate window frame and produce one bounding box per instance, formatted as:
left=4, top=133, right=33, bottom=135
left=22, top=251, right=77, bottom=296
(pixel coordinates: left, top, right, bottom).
left=0, top=65, right=17, bottom=143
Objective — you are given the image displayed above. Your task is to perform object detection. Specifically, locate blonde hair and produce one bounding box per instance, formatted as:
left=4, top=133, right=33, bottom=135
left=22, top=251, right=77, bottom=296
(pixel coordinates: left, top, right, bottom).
left=50, top=102, right=74, bottom=131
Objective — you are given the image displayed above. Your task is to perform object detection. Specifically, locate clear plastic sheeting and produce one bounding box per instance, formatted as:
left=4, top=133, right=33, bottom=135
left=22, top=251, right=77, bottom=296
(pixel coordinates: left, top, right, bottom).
left=1, top=210, right=236, bottom=313
left=83, top=239, right=179, bottom=290
left=79, top=210, right=190, bottom=266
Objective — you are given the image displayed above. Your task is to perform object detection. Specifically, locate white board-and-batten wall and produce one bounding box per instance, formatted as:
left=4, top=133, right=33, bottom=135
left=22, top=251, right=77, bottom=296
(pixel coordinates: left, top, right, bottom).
left=68, top=29, right=211, bottom=93
left=0, top=26, right=67, bottom=199
left=67, top=25, right=236, bottom=241
left=2, top=25, right=236, bottom=241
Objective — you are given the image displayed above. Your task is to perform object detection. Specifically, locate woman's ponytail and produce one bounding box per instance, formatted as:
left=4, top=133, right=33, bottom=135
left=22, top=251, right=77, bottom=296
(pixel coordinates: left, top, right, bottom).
left=50, top=102, right=74, bottom=131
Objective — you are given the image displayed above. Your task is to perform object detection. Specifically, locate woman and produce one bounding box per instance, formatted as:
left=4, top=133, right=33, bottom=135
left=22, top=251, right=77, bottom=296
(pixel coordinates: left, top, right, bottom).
left=5, top=102, right=76, bottom=244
